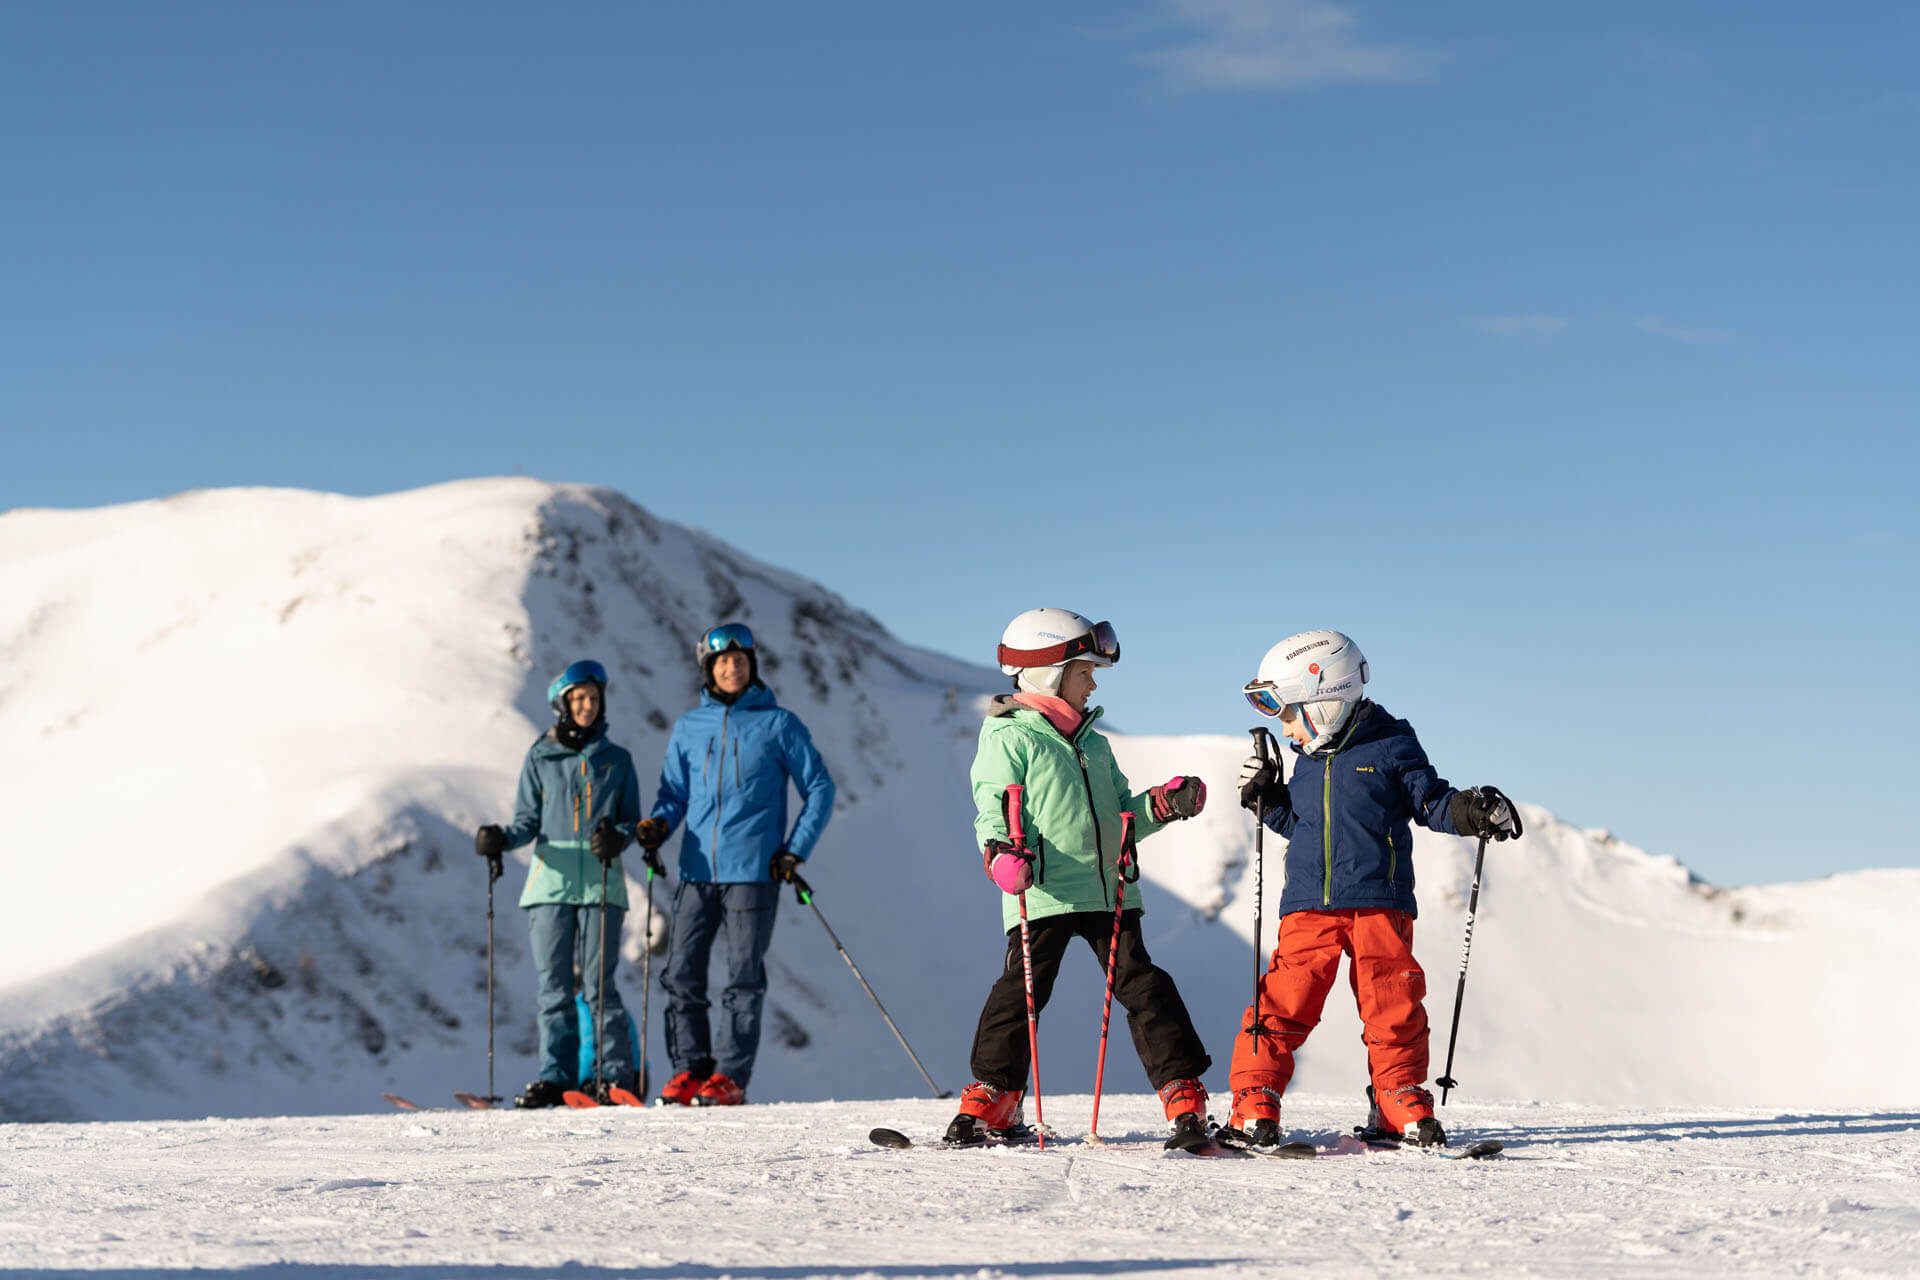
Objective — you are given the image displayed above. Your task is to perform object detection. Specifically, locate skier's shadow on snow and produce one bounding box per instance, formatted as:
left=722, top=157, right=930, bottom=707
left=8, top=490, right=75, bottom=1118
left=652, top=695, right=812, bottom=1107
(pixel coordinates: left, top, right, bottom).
left=1484, top=1110, right=1920, bottom=1147
left=0, top=1262, right=1247, bottom=1280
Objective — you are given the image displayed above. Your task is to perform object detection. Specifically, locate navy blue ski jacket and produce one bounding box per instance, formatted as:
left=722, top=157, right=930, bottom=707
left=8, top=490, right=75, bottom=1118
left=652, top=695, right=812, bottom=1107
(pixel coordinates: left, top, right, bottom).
left=1262, top=701, right=1464, bottom=918
left=650, top=683, right=836, bottom=883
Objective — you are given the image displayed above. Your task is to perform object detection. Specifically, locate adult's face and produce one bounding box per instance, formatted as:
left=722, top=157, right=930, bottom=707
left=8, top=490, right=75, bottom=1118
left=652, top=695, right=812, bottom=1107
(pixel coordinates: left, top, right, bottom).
left=567, top=684, right=602, bottom=727
left=711, top=650, right=753, bottom=695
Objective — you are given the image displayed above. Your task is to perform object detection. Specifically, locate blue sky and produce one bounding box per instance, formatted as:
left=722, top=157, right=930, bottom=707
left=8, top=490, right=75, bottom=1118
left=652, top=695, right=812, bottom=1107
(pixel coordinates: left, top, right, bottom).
left=4, top=2, right=1915, bottom=885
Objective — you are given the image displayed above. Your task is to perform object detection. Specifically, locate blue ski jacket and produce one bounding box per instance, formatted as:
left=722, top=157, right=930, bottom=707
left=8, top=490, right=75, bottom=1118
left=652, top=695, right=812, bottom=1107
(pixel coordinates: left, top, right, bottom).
left=1262, top=701, right=1464, bottom=919
left=650, top=683, right=836, bottom=883
left=501, top=724, right=642, bottom=909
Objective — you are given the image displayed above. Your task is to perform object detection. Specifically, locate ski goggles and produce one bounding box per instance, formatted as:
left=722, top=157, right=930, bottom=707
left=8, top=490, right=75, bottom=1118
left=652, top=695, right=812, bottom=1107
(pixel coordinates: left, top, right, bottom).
left=549, top=659, right=610, bottom=703
left=996, top=620, right=1120, bottom=669
left=699, top=622, right=756, bottom=655
left=1242, top=681, right=1300, bottom=722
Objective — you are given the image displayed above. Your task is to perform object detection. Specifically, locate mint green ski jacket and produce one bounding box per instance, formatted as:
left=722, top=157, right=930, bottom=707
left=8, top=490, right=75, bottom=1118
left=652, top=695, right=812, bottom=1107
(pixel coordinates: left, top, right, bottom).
left=969, top=696, right=1167, bottom=933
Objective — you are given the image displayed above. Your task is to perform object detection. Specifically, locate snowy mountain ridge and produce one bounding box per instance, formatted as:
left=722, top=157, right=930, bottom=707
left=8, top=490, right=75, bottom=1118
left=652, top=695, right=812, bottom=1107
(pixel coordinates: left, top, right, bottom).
left=1, top=478, right=1911, bottom=1122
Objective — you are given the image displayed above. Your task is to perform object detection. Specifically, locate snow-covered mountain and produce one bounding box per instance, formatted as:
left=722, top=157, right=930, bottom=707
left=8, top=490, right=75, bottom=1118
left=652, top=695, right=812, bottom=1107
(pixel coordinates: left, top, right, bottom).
left=1, top=479, right=1911, bottom=1122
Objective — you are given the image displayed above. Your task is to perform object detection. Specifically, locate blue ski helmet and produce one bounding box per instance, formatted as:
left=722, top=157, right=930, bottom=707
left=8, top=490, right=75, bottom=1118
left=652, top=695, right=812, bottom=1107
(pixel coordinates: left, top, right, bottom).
left=547, top=659, right=610, bottom=716
left=696, top=622, right=758, bottom=684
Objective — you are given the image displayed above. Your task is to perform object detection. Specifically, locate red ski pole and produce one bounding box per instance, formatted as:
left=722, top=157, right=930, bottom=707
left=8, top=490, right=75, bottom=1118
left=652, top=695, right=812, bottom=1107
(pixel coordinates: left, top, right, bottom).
left=1088, top=810, right=1137, bottom=1145
left=1006, top=783, right=1045, bottom=1149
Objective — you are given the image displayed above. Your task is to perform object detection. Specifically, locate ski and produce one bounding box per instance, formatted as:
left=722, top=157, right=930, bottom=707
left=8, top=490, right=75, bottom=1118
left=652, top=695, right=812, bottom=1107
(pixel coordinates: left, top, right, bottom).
left=453, top=1092, right=498, bottom=1110
left=1209, top=1132, right=1317, bottom=1159
left=869, top=1125, right=1045, bottom=1151
left=382, top=1093, right=425, bottom=1111
left=1352, top=1126, right=1503, bottom=1160
left=561, top=1086, right=648, bottom=1109
left=1162, top=1116, right=1257, bottom=1158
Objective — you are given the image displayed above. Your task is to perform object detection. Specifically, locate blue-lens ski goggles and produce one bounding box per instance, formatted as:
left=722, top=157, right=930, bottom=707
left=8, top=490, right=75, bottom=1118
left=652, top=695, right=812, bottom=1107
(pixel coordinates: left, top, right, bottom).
left=699, top=622, right=756, bottom=655
left=1242, top=682, right=1300, bottom=722
left=549, top=659, right=610, bottom=704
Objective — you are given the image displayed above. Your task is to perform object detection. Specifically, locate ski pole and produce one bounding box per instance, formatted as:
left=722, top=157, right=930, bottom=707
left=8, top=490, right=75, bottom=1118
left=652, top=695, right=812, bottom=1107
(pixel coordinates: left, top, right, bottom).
left=1088, top=810, right=1137, bottom=1144
left=1245, top=726, right=1279, bottom=1056
left=1006, top=783, right=1045, bottom=1148
left=594, top=851, right=610, bottom=1098
left=1435, top=834, right=1490, bottom=1105
left=789, top=870, right=949, bottom=1099
left=486, top=850, right=502, bottom=1104
left=640, top=852, right=659, bottom=1100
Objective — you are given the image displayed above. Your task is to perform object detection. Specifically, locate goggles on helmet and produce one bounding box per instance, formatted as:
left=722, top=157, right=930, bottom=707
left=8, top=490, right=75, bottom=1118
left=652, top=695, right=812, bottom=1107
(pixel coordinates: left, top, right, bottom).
left=549, top=659, right=610, bottom=705
left=699, top=622, right=756, bottom=655
left=996, top=619, right=1119, bottom=669
left=1243, top=683, right=1293, bottom=720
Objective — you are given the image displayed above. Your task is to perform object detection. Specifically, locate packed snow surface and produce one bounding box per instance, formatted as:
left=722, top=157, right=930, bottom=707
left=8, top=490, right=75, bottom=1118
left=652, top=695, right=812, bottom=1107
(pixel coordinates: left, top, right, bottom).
left=2, top=1094, right=1916, bottom=1278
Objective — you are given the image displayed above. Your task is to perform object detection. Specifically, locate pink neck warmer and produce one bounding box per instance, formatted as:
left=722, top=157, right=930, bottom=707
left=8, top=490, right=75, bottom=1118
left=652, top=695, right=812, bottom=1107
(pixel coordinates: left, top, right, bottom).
left=1011, top=692, right=1085, bottom=738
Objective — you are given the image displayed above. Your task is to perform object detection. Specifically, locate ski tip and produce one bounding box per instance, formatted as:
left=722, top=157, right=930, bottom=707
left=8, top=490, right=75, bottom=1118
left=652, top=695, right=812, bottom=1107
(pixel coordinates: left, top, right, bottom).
left=1449, top=1139, right=1504, bottom=1159
left=561, top=1091, right=601, bottom=1109
left=606, top=1087, right=647, bottom=1108
left=382, top=1093, right=423, bottom=1111
left=869, top=1127, right=913, bottom=1149
left=452, top=1092, right=496, bottom=1110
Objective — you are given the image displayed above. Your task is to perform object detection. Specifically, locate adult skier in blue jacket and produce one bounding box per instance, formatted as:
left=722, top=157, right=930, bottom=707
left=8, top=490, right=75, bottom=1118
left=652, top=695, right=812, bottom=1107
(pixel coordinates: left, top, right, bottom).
left=475, top=659, right=644, bottom=1109
left=638, top=623, right=836, bottom=1106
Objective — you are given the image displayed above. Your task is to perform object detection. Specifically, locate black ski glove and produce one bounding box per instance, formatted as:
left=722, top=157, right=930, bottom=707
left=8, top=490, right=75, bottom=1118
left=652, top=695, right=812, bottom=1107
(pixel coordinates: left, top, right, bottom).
left=590, top=816, right=630, bottom=865
left=1451, top=786, right=1524, bottom=841
left=475, top=825, right=507, bottom=882
left=635, top=817, right=671, bottom=852
left=769, top=849, right=802, bottom=883
left=1237, top=754, right=1289, bottom=817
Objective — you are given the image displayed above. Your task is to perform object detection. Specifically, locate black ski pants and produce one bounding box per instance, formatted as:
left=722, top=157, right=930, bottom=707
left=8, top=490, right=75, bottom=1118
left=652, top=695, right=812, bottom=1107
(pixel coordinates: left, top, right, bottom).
left=969, top=908, right=1210, bottom=1093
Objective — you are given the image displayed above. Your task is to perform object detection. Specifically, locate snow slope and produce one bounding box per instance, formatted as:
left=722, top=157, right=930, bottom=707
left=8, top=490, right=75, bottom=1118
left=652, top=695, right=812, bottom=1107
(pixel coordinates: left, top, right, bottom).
left=2, top=1096, right=1916, bottom=1278
left=1, top=479, right=1913, bottom=1123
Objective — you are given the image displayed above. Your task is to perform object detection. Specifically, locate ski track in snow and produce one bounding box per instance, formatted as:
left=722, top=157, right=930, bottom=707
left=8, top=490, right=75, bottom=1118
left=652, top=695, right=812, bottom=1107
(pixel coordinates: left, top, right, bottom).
left=1, top=1095, right=1916, bottom=1278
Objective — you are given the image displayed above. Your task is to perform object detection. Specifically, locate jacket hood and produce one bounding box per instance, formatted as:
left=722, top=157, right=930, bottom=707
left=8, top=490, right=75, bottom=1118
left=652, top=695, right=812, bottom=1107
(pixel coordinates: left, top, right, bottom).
left=699, top=682, right=778, bottom=711
left=533, top=722, right=610, bottom=759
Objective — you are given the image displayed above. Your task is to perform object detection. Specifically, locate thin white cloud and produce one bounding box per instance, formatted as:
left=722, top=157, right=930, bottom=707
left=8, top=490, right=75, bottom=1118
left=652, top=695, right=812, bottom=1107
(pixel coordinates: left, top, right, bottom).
left=1637, top=316, right=1736, bottom=343
left=1147, top=0, right=1430, bottom=90
left=1477, top=314, right=1570, bottom=338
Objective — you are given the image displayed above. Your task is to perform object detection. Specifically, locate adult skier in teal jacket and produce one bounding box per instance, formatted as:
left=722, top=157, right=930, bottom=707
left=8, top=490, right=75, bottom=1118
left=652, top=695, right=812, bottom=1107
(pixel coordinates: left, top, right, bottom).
left=475, top=659, right=643, bottom=1108
left=640, top=622, right=835, bottom=1107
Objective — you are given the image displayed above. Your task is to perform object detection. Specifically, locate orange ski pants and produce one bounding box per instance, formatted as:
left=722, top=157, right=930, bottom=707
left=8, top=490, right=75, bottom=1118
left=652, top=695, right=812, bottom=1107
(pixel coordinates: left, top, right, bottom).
left=1228, top=908, right=1429, bottom=1099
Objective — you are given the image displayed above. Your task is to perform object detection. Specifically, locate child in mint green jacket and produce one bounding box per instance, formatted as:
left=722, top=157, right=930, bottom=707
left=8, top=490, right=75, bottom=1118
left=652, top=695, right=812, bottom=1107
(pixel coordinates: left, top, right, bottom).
left=944, top=608, right=1213, bottom=1147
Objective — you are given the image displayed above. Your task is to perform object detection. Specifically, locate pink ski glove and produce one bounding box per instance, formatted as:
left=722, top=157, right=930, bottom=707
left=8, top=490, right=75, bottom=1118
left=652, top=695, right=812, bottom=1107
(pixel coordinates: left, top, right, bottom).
left=982, top=840, right=1034, bottom=894
left=1150, top=776, right=1207, bottom=823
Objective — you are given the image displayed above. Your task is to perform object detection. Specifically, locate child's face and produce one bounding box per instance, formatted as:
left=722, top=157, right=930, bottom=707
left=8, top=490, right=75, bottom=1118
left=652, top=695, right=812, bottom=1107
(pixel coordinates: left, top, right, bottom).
left=1279, top=705, right=1312, bottom=746
left=1058, top=660, right=1098, bottom=712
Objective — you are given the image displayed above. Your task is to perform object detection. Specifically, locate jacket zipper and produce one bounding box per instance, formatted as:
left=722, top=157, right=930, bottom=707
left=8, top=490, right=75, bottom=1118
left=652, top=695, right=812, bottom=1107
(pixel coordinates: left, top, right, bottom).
left=1068, top=722, right=1110, bottom=908
left=708, top=709, right=730, bottom=866
left=1321, top=754, right=1334, bottom=907
left=1319, top=714, right=1365, bottom=908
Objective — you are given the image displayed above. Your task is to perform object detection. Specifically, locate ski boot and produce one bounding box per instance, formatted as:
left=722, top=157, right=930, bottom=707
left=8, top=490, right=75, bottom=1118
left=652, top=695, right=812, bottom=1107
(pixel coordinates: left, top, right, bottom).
left=1157, top=1077, right=1210, bottom=1152
left=513, top=1079, right=569, bottom=1110
left=943, top=1082, right=1026, bottom=1146
left=1362, top=1083, right=1446, bottom=1148
left=692, top=1073, right=746, bottom=1107
left=655, top=1063, right=710, bottom=1107
left=1218, top=1086, right=1284, bottom=1151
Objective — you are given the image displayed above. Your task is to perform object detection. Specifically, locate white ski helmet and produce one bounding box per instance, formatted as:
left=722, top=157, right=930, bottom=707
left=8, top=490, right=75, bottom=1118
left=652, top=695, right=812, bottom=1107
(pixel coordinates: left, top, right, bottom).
left=996, top=608, right=1119, bottom=695
left=1243, top=630, right=1369, bottom=751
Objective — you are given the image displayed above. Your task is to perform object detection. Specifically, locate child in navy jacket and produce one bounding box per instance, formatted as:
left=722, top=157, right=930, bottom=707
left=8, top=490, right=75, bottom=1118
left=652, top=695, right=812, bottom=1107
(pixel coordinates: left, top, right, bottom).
left=1231, top=630, right=1520, bottom=1149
